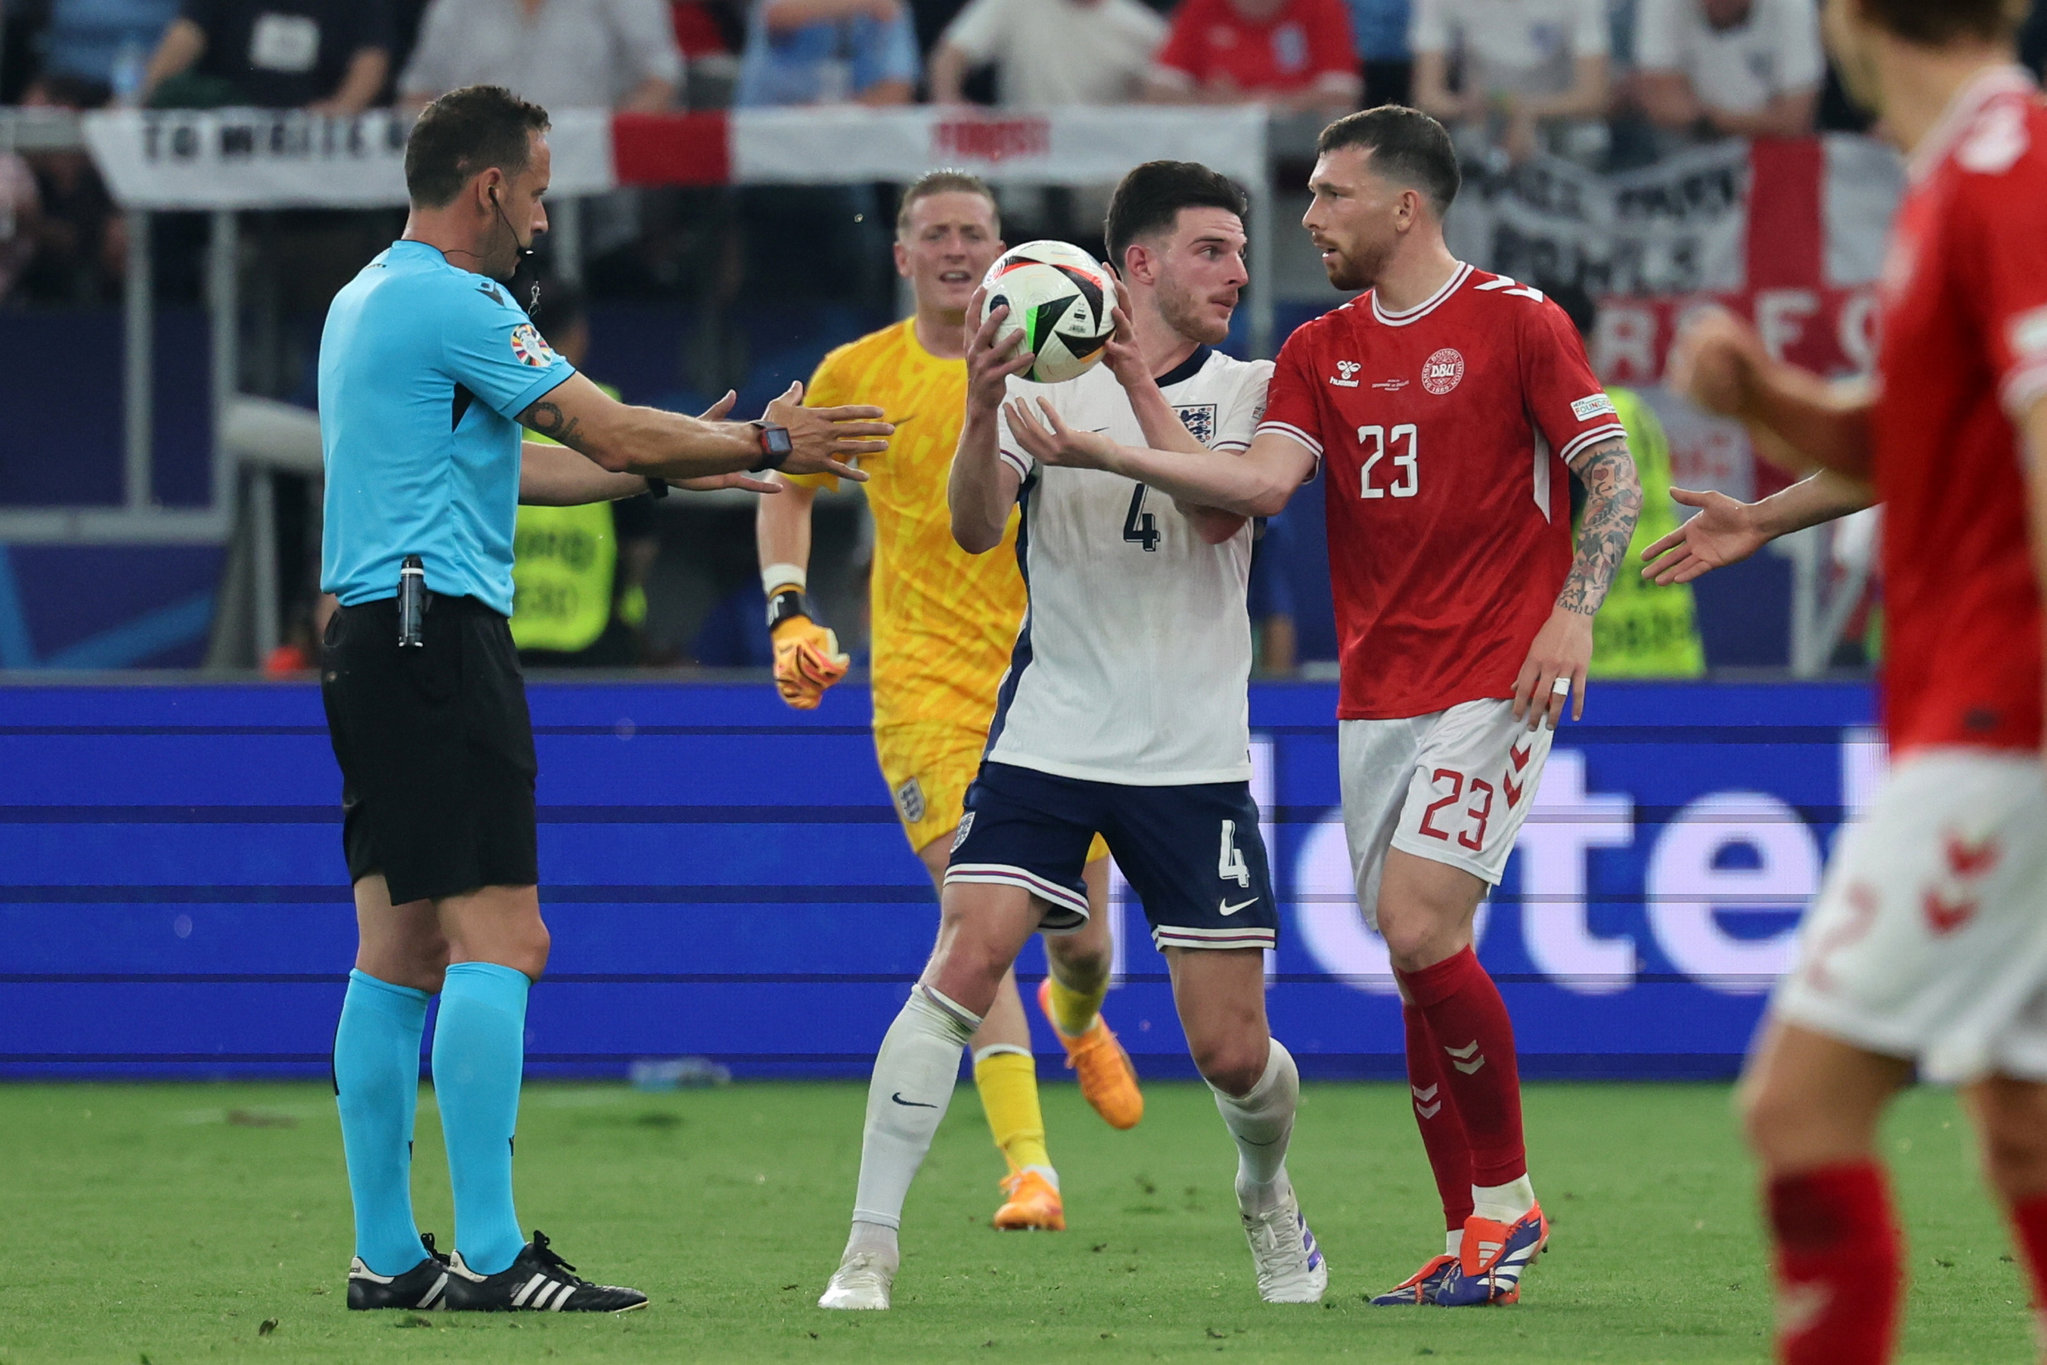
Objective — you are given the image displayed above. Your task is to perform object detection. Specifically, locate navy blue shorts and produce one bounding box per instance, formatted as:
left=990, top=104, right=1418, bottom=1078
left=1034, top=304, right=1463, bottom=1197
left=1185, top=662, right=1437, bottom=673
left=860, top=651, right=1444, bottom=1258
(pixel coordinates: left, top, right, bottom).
left=945, top=762, right=1279, bottom=951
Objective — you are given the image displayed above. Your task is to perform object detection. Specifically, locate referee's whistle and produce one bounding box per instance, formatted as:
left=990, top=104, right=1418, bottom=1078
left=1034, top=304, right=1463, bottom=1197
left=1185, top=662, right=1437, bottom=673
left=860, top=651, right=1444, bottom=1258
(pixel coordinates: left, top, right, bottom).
left=398, top=555, right=426, bottom=648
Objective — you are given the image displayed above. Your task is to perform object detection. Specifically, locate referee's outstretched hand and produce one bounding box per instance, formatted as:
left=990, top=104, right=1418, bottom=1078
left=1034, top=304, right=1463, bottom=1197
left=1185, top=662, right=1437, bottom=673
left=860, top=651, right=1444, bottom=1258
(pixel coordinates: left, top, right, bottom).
left=768, top=381, right=889, bottom=482
left=668, top=391, right=784, bottom=494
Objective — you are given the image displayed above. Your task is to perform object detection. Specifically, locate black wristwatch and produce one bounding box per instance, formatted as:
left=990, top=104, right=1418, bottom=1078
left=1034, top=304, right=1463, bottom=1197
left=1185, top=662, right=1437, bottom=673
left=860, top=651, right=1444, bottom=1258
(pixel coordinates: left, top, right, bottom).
left=749, top=421, right=794, bottom=472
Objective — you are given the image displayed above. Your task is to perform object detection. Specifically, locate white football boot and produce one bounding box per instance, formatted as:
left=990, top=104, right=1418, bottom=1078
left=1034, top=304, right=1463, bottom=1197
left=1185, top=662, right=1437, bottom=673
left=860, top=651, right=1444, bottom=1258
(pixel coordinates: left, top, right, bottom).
left=818, top=1250, right=895, bottom=1310
left=1239, top=1181, right=1328, bottom=1304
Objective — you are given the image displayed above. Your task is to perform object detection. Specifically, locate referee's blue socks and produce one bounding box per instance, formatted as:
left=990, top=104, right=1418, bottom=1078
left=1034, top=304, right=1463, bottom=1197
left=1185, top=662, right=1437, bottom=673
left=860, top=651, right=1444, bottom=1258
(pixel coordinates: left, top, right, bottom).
left=333, top=968, right=430, bottom=1276
left=433, top=960, right=531, bottom=1276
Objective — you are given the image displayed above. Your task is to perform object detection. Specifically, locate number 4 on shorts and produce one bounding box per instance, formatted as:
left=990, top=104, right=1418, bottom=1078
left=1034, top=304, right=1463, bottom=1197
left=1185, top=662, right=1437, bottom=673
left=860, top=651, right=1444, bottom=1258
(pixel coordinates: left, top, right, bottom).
left=1218, top=820, right=1251, bottom=888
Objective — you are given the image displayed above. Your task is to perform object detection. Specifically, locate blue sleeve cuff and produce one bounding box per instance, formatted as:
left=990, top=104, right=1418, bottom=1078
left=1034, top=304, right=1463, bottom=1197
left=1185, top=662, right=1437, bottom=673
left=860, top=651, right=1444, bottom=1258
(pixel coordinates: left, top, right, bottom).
left=499, top=363, right=578, bottom=423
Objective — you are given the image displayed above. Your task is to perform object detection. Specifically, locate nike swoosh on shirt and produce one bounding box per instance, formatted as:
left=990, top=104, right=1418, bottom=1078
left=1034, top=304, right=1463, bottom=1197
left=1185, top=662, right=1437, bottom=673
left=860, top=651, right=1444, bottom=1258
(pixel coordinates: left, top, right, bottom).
left=891, top=1092, right=937, bottom=1108
left=1219, top=898, right=1258, bottom=916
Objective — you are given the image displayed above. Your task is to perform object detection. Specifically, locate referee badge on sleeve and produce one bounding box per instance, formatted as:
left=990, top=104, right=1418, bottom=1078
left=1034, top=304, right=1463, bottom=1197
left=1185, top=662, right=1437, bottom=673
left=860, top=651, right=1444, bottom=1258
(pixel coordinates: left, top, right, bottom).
left=894, top=776, right=927, bottom=826
left=510, top=323, right=558, bottom=368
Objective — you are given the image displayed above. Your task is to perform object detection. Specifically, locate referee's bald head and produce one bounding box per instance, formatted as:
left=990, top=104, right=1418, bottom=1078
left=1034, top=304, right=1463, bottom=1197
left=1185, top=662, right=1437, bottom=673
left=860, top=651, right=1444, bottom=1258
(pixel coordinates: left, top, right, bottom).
left=406, top=85, right=551, bottom=209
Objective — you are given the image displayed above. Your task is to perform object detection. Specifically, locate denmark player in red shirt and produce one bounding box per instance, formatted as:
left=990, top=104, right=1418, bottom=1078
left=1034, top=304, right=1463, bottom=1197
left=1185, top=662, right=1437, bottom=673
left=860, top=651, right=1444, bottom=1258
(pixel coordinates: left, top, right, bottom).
left=1653, top=2, right=2047, bottom=1360
left=1002, top=106, right=1642, bottom=1308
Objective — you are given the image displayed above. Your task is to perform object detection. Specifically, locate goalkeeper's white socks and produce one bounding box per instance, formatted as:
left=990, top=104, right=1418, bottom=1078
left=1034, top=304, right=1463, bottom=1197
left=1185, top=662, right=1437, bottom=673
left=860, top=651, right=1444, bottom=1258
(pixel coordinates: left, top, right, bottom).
left=1211, top=1037, right=1300, bottom=1213
left=850, top=984, right=982, bottom=1232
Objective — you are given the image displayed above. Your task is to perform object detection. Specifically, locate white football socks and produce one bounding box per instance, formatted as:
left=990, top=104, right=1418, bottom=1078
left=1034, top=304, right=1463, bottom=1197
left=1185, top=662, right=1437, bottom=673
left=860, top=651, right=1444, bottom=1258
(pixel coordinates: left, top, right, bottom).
left=1211, top=1037, right=1300, bottom=1212
left=849, top=984, right=983, bottom=1241
left=1472, top=1175, right=1537, bottom=1225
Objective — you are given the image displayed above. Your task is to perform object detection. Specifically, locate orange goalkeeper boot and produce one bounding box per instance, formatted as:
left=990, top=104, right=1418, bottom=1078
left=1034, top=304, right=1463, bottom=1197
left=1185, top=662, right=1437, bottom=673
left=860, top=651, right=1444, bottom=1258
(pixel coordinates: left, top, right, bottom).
left=1037, top=979, right=1143, bottom=1130
left=992, top=1166, right=1065, bottom=1231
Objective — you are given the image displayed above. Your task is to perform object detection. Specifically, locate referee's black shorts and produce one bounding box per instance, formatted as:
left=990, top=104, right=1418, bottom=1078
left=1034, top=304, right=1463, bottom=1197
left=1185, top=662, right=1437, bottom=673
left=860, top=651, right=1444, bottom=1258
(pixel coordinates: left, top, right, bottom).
left=320, top=593, right=539, bottom=905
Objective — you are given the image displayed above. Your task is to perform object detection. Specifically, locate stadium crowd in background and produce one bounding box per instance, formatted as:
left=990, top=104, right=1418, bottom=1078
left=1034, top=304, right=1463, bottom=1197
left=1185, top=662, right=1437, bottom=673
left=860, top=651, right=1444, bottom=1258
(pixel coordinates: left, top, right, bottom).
left=399, top=0, right=683, bottom=115
left=6, top=0, right=2047, bottom=672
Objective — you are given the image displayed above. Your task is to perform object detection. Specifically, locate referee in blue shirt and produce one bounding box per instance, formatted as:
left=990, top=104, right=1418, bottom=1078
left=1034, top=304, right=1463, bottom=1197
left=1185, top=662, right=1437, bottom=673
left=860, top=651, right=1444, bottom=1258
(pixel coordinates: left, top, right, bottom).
left=320, top=84, right=887, bottom=1315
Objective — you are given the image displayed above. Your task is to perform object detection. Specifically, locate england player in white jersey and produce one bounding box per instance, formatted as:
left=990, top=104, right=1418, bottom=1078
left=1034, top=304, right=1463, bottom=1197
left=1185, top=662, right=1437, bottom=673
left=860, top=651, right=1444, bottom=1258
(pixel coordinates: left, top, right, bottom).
left=819, top=161, right=1325, bottom=1311
left=971, top=296, right=1268, bottom=795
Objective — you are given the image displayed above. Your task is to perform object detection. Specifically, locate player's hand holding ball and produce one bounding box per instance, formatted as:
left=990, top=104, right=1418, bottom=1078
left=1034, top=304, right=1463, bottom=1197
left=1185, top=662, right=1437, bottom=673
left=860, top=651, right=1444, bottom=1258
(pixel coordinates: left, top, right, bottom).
left=765, top=381, right=889, bottom=482
left=1098, top=279, right=1149, bottom=394
left=1513, top=608, right=1593, bottom=731
left=766, top=585, right=849, bottom=710
left=965, top=285, right=1037, bottom=414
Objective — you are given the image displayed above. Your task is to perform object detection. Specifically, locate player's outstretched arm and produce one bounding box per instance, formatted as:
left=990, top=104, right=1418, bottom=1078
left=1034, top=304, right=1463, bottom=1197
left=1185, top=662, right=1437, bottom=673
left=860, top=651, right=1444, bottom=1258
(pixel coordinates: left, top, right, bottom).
left=1515, top=437, right=1643, bottom=730
left=1640, top=471, right=1874, bottom=585
left=1670, top=307, right=1873, bottom=478
left=950, top=289, right=1033, bottom=554
left=1092, top=292, right=1250, bottom=544
left=519, top=373, right=888, bottom=484
left=756, top=472, right=849, bottom=709
left=1006, top=399, right=1314, bottom=520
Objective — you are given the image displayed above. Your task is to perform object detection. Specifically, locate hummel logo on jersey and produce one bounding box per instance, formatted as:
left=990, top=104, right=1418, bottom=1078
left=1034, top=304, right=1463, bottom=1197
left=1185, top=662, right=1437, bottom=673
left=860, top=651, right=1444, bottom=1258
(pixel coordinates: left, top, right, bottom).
left=1330, top=360, right=1361, bottom=388
left=1371, top=378, right=1409, bottom=392
left=1219, top=896, right=1259, bottom=917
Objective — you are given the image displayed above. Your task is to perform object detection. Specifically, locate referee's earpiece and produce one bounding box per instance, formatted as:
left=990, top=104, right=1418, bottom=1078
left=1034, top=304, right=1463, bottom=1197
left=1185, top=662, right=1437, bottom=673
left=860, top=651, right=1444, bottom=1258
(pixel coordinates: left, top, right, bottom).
left=486, top=182, right=534, bottom=262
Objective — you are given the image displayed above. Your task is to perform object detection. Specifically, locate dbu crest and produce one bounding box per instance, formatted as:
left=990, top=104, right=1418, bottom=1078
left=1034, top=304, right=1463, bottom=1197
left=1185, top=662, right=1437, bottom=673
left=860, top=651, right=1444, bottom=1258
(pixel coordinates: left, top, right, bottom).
left=1175, top=404, right=1218, bottom=445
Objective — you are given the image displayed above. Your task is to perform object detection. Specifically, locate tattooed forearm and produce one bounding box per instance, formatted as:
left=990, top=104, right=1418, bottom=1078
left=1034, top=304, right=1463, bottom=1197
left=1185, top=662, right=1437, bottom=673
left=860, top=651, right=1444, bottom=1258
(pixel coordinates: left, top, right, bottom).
left=1558, top=437, right=1643, bottom=616
left=521, top=400, right=584, bottom=449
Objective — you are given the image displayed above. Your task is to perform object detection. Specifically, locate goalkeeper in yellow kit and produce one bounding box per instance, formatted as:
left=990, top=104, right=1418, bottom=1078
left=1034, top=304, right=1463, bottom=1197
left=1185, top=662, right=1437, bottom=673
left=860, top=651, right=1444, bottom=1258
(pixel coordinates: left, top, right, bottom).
left=756, top=171, right=1141, bottom=1231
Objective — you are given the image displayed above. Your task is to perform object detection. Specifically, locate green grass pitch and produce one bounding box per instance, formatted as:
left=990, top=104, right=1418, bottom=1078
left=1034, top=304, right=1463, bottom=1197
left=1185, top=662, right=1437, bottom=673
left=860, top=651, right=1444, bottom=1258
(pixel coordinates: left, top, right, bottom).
left=0, top=1079, right=2032, bottom=1363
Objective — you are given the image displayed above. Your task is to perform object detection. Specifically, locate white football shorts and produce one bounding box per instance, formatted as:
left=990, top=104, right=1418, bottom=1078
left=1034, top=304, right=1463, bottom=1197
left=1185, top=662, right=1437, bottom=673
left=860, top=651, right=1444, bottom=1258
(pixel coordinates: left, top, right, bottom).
left=1339, top=698, right=1554, bottom=929
left=1771, top=749, right=2047, bottom=1085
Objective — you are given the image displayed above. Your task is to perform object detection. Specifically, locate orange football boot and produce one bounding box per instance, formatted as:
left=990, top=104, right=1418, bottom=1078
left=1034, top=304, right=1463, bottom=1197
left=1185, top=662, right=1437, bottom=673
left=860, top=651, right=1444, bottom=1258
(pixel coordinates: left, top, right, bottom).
left=1036, top=979, right=1143, bottom=1130
left=992, top=1166, right=1065, bottom=1231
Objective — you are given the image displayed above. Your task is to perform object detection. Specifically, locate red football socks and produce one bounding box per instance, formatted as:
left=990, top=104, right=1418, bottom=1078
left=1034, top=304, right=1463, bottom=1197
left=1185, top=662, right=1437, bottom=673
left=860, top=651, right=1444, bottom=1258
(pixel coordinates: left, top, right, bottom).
left=1766, top=1161, right=1902, bottom=1365
left=1396, top=947, right=1526, bottom=1187
left=1402, top=1002, right=1475, bottom=1230
left=2007, top=1191, right=2047, bottom=1317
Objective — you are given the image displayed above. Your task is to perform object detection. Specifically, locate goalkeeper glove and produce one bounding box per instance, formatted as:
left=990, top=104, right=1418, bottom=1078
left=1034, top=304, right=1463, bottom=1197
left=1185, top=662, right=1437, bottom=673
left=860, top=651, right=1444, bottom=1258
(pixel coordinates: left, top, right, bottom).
left=766, top=586, right=849, bottom=710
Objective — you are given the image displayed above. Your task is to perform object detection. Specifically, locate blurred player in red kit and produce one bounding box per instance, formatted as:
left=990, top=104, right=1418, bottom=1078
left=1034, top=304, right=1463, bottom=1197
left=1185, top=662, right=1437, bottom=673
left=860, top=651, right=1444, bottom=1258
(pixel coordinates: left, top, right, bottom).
left=1014, top=105, right=1642, bottom=1307
left=1653, top=1, right=2047, bottom=1359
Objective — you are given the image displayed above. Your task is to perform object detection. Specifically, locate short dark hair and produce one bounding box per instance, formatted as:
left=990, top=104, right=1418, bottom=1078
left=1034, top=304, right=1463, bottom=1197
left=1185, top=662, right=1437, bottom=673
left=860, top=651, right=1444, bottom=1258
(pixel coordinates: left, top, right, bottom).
left=1857, top=0, right=2026, bottom=45
left=1316, top=106, right=1461, bottom=215
left=1104, top=161, right=1249, bottom=272
left=405, top=85, right=551, bottom=209
left=897, top=169, right=1000, bottom=235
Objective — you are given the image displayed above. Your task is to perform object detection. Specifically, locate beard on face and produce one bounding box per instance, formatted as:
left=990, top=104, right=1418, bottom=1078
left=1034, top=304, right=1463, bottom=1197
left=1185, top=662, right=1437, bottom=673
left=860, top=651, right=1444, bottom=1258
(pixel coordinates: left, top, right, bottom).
left=1322, top=224, right=1397, bottom=293
left=1157, top=271, right=1232, bottom=345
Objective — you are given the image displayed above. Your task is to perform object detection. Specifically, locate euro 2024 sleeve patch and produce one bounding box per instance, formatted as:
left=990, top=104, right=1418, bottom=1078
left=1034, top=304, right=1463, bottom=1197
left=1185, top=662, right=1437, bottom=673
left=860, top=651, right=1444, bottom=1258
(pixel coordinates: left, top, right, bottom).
left=510, top=323, right=559, bottom=368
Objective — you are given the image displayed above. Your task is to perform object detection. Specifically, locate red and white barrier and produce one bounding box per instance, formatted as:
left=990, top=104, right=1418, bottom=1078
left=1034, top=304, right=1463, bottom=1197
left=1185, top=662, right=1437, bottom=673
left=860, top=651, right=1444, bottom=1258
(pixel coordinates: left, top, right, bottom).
left=79, top=106, right=1271, bottom=210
